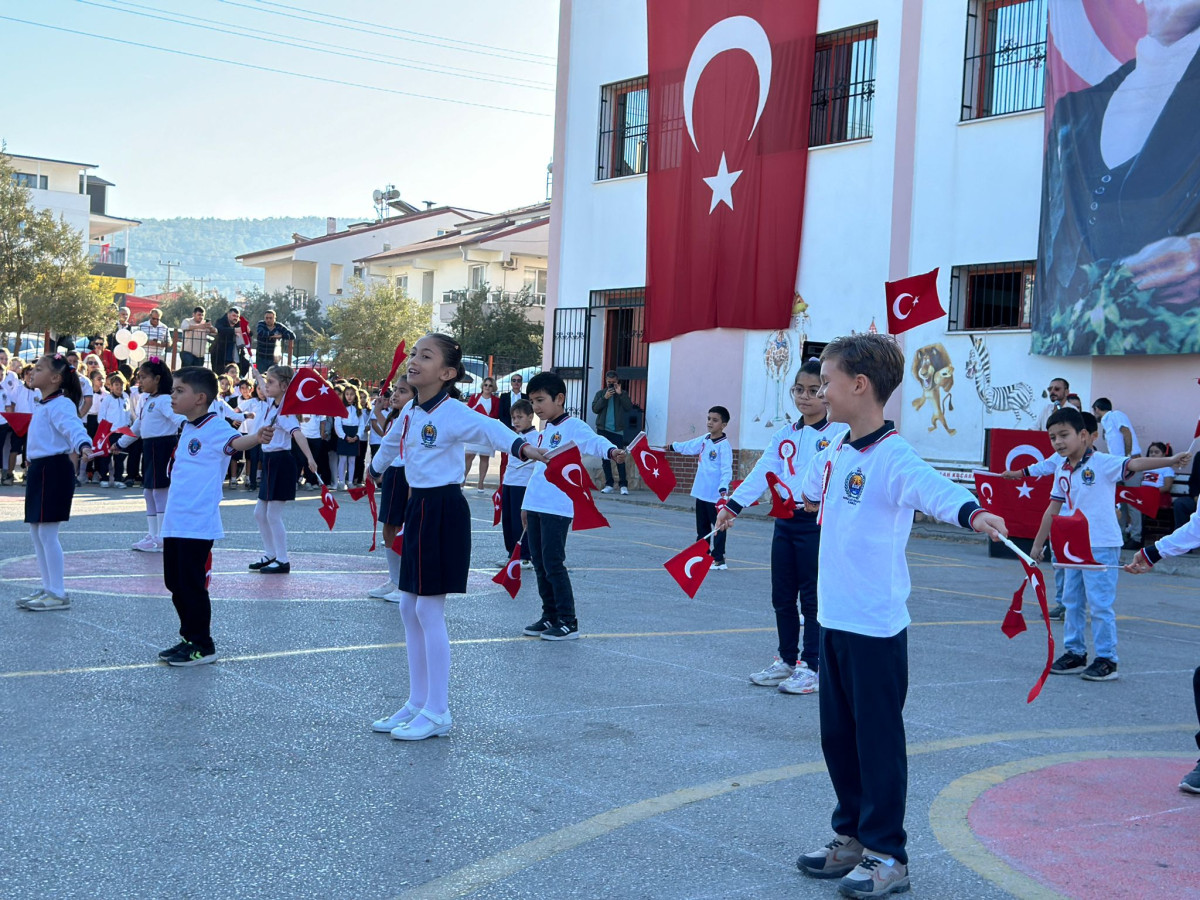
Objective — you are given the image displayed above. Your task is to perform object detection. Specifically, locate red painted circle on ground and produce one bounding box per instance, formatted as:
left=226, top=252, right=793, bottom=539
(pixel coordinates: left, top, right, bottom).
left=969, top=756, right=1200, bottom=898
left=0, top=549, right=496, bottom=600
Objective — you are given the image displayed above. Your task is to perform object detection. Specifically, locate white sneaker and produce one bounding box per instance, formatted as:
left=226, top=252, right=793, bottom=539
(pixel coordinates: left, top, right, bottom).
left=149, top=540, right=163, bottom=554
left=98, top=481, right=111, bottom=489
left=619, top=486, right=629, bottom=495
left=15, top=588, right=46, bottom=609
left=749, top=656, right=795, bottom=686
left=131, top=535, right=157, bottom=552
left=520, top=559, right=533, bottom=568
left=799, top=613, right=805, bottom=627
left=712, top=563, right=728, bottom=570
left=114, top=482, right=129, bottom=490
left=600, top=485, right=614, bottom=494
left=26, top=592, right=71, bottom=611
left=382, top=590, right=404, bottom=602
left=367, top=580, right=396, bottom=599
left=778, top=662, right=819, bottom=694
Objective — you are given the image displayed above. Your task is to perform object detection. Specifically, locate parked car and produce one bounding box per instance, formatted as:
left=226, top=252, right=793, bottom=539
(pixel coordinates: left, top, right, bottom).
left=461, top=355, right=489, bottom=381
left=7, top=336, right=45, bottom=363
left=495, top=365, right=542, bottom=388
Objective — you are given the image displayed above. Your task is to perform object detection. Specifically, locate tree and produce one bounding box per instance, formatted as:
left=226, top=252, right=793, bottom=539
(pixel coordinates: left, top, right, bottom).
left=309, top=279, right=428, bottom=381
left=449, top=284, right=543, bottom=371
left=0, top=152, right=116, bottom=347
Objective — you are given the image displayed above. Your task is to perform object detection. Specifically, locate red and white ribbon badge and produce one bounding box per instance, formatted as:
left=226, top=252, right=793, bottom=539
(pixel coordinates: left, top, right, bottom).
left=778, top=439, right=797, bottom=476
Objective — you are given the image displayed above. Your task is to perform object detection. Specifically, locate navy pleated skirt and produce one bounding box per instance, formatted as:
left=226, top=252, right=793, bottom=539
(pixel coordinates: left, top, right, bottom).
left=259, top=449, right=297, bottom=502
left=142, top=434, right=177, bottom=490
left=399, top=484, right=470, bottom=596
left=25, top=454, right=76, bottom=523
left=380, top=465, right=410, bottom=527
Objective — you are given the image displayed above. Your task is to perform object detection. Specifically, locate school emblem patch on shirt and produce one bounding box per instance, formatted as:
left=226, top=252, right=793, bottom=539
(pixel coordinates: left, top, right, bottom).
left=844, top=467, right=866, bottom=504
left=421, top=423, right=437, bottom=447
left=708, top=449, right=717, bottom=460
left=549, top=432, right=563, bottom=448
left=187, top=438, right=202, bottom=456
left=1081, top=467, right=1095, bottom=486
left=816, top=438, right=830, bottom=450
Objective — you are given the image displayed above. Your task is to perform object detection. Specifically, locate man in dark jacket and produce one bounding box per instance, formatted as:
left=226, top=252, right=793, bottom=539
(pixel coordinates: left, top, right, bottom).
left=498, top=373, right=528, bottom=430
left=591, top=369, right=632, bottom=494
left=255, top=309, right=296, bottom=365
left=211, top=307, right=246, bottom=376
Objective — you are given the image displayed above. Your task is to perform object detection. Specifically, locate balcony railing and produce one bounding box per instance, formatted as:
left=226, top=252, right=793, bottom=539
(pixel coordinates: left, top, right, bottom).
left=441, top=289, right=546, bottom=307
left=89, top=245, right=126, bottom=265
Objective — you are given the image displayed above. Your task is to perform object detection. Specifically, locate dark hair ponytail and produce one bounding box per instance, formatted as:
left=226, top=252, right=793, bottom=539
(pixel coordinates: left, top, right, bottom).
left=44, top=354, right=82, bottom=406
left=426, top=333, right=465, bottom=400
left=139, top=358, right=173, bottom=396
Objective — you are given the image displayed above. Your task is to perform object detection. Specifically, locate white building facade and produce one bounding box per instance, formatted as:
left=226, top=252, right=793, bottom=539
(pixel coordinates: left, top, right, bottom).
left=546, top=0, right=1196, bottom=471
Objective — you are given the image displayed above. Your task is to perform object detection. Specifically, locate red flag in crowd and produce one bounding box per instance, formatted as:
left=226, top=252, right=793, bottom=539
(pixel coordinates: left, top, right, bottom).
left=348, top=479, right=379, bottom=551
left=280, top=367, right=348, bottom=418
left=1002, top=555, right=1055, bottom=703
left=663, top=539, right=715, bottom=599
left=987, top=428, right=1055, bottom=475
left=90, top=420, right=113, bottom=458
left=4, top=413, right=31, bottom=437
left=391, top=524, right=404, bottom=555
left=492, top=488, right=503, bottom=527
left=544, top=443, right=609, bottom=531
left=115, top=426, right=136, bottom=439
left=1049, top=510, right=1103, bottom=568
left=238, top=316, right=252, bottom=350
left=382, top=340, right=407, bottom=391
left=318, top=485, right=339, bottom=530
left=884, top=268, right=945, bottom=335
left=973, top=472, right=1051, bottom=539
left=492, top=544, right=522, bottom=599
left=1194, top=417, right=1200, bottom=439
left=645, top=1, right=819, bottom=342
left=628, top=431, right=677, bottom=502
left=765, top=472, right=795, bottom=519
left=1116, top=485, right=1161, bottom=517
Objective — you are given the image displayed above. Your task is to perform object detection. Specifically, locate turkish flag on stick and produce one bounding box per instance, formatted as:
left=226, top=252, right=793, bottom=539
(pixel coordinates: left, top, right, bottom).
left=280, top=367, right=348, bottom=417
left=90, top=420, right=113, bottom=458
left=114, top=425, right=136, bottom=439
left=544, top=443, right=609, bottom=531
left=318, top=485, right=339, bottom=530
left=348, top=479, right=379, bottom=551
left=628, top=431, right=677, bottom=502
left=885, top=268, right=945, bottom=335
left=765, top=472, right=795, bottom=519
left=664, top=539, right=715, bottom=599
left=1116, top=485, right=1161, bottom=517
left=382, top=340, right=407, bottom=391
left=645, top=2, right=819, bottom=342
left=492, top=544, right=523, bottom=599
left=4, top=412, right=31, bottom=437
left=492, top=488, right=503, bottom=527
left=1049, top=510, right=1104, bottom=569
left=973, top=471, right=1051, bottom=539
left=1000, top=551, right=1055, bottom=703
left=238, top=317, right=252, bottom=350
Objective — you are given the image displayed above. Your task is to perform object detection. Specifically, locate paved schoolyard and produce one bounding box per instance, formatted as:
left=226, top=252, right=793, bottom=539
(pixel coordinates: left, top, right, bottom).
left=1, top=482, right=1197, bottom=899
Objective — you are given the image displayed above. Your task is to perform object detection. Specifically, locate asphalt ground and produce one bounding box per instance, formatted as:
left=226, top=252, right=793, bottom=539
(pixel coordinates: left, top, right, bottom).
left=1, top=478, right=1198, bottom=899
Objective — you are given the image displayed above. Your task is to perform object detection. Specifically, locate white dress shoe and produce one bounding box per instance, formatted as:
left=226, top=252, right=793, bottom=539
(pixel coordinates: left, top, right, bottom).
left=372, top=703, right=420, bottom=733
left=391, top=709, right=452, bottom=740
left=367, top=580, right=396, bottom=599
left=382, top=590, right=404, bottom=602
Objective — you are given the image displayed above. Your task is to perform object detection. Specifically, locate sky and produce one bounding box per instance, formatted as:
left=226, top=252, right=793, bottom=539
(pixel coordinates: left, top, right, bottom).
left=0, top=0, right=559, bottom=220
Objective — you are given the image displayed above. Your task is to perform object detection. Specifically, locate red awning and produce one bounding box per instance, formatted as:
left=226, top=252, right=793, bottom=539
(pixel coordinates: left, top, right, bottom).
left=121, top=295, right=160, bottom=317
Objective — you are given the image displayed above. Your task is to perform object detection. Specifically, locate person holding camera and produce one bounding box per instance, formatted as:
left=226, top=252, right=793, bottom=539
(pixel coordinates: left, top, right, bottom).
left=591, top=370, right=632, bottom=494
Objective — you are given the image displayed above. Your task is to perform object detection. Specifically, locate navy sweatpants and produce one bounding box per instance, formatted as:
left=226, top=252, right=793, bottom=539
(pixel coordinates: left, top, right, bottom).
left=501, top=485, right=530, bottom=560
left=694, top=499, right=727, bottom=564
left=771, top=513, right=820, bottom=670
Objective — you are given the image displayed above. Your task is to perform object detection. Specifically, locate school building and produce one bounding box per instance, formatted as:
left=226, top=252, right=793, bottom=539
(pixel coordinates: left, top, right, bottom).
left=543, top=0, right=1196, bottom=476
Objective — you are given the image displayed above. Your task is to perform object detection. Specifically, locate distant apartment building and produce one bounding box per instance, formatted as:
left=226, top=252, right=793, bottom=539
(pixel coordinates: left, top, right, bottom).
left=358, top=202, right=550, bottom=331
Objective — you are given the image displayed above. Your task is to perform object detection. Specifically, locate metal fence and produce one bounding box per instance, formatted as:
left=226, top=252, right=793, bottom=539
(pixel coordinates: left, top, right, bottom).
left=551, top=306, right=592, bottom=418
left=810, top=23, right=878, bottom=147
left=962, top=0, right=1047, bottom=121
left=597, top=77, right=649, bottom=180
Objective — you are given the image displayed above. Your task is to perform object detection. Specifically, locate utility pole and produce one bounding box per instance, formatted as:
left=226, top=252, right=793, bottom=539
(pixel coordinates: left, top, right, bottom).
left=195, top=276, right=208, bottom=296
left=158, top=259, right=181, bottom=293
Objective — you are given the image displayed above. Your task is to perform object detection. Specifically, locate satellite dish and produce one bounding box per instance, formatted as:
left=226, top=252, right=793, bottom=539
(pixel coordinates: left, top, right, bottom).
left=372, top=189, right=383, bottom=202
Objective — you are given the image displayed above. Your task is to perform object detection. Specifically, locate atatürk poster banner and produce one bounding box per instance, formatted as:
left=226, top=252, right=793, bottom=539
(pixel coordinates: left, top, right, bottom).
left=1033, top=0, right=1200, bottom=355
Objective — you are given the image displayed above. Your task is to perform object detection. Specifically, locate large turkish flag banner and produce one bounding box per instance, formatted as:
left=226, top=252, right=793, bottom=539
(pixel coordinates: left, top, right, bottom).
left=646, top=1, right=818, bottom=343
left=987, top=428, right=1055, bottom=475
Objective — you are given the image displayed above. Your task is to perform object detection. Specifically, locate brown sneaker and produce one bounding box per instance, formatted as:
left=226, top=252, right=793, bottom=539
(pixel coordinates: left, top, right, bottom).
left=797, top=834, right=864, bottom=878
left=838, top=854, right=910, bottom=897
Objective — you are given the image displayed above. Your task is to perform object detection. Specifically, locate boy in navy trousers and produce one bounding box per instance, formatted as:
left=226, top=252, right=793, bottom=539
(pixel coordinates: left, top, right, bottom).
left=668, top=405, right=733, bottom=569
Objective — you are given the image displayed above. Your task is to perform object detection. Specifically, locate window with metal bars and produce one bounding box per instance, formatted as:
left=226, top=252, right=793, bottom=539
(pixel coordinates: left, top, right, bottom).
left=810, top=23, right=878, bottom=147
left=962, top=0, right=1047, bottom=121
left=948, top=261, right=1035, bottom=331
left=597, top=77, right=649, bottom=180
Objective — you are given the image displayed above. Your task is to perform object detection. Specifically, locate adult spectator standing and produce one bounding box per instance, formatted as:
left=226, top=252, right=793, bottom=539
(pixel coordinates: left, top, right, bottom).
left=592, top=369, right=632, bottom=495
left=210, top=307, right=246, bottom=376
left=255, top=309, right=295, bottom=367
left=498, top=372, right=527, bottom=430
left=106, top=305, right=132, bottom=351
left=178, top=306, right=217, bottom=368
left=88, top=337, right=119, bottom=375
left=1093, top=397, right=1144, bottom=549
left=1036, top=377, right=1070, bottom=430
left=138, top=308, right=171, bottom=360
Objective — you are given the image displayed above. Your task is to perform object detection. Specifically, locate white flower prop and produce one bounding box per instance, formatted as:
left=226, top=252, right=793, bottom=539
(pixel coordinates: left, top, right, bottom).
left=113, top=328, right=148, bottom=366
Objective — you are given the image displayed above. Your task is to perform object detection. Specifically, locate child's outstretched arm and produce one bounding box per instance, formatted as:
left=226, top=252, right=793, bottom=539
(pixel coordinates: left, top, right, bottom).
left=1127, top=504, right=1200, bottom=572
left=1128, top=451, right=1192, bottom=475
left=1029, top=500, right=1062, bottom=563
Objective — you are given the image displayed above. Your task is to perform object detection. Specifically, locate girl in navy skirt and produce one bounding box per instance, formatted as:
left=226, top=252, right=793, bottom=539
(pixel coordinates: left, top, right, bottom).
left=249, top=365, right=320, bottom=575
left=368, top=378, right=415, bottom=602
left=117, top=359, right=183, bottom=553
left=367, top=335, right=546, bottom=741
left=17, top=354, right=93, bottom=611
left=333, top=384, right=363, bottom=490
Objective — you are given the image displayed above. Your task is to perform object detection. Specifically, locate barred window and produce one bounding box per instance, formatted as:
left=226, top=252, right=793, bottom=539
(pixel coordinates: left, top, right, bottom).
left=948, top=261, right=1035, bottom=331
left=962, top=0, right=1047, bottom=121
left=597, top=77, right=649, bottom=180
left=810, top=23, right=878, bottom=147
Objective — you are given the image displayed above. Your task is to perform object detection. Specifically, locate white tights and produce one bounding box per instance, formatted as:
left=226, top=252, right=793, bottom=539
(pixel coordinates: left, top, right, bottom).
left=336, top=454, right=354, bottom=485
left=143, top=488, right=169, bottom=540
left=398, top=592, right=450, bottom=717
left=254, top=500, right=289, bottom=563
left=29, top=522, right=64, bottom=596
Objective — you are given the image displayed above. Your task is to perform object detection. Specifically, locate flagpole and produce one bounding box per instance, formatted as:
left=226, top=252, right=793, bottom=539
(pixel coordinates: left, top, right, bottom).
left=1000, top=536, right=1036, bottom=567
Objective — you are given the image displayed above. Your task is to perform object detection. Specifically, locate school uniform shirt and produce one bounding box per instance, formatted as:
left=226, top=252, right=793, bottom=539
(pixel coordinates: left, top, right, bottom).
left=378, top=416, right=407, bottom=469
left=1100, top=409, right=1141, bottom=456
left=799, top=422, right=982, bottom=639
left=299, top=414, right=323, bottom=441
left=728, top=418, right=850, bottom=515
left=1141, top=465, right=1175, bottom=489
left=505, top=426, right=539, bottom=488
left=77, top=373, right=93, bottom=413
left=128, top=386, right=143, bottom=417
left=369, top=391, right=527, bottom=488
left=368, top=412, right=384, bottom=447
left=27, top=393, right=91, bottom=460
left=238, top=398, right=267, bottom=435
left=98, top=393, right=131, bottom=430
left=118, top=393, right=184, bottom=447
left=668, top=434, right=733, bottom=503
left=162, top=412, right=241, bottom=540
left=334, top=409, right=364, bottom=441
left=1023, top=456, right=1059, bottom=478
left=86, top=392, right=103, bottom=417
left=10, top=384, right=39, bottom=415
left=210, top=397, right=245, bottom=424
left=522, top=413, right=617, bottom=518
left=1048, top=448, right=1131, bottom=548
left=259, top=402, right=300, bottom=453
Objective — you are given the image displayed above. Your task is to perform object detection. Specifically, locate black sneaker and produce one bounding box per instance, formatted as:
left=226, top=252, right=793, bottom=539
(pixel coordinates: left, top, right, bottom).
left=1048, top=604, right=1066, bottom=621
left=163, top=642, right=217, bottom=667
left=522, top=618, right=552, bottom=637
left=540, top=623, right=579, bottom=641
left=1080, top=657, right=1119, bottom=681
left=248, top=556, right=275, bottom=571
left=1180, top=761, right=1200, bottom=794
left=157, top=640, right=188, bottom=661
left=259, top=561, right=291, bottom=574
left=1050, top=651, right=1088, bottom=675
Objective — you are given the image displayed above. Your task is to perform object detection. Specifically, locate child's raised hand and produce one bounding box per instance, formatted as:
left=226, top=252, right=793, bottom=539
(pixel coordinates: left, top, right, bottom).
left=258, top=425, right=276, bottom=445
left=971, top=510, right=1007, bottom=541
left=999, top=469, right=1022, bottom=479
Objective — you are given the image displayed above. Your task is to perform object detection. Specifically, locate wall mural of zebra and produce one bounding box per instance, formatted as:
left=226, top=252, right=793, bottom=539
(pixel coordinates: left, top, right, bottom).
left=965, top=335, right=1034, bottom=425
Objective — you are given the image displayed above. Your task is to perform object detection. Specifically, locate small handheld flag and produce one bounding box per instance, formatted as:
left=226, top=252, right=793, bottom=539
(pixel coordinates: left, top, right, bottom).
left=664, top=538, right=715, bottom=599
left=765, top=472, right=796, bottom=519
left=544, top=443, right=609, bottom=531
left=382, top=340, right=407, bottom=391
left=4, top=413, right=31, bottom=437
left=90, top=420, right=113, bottom=458
left=492, top=488, right=503, bottom=526
left=1115, top=485, right=1161, bottom=517
left=492, top=544, right=523, bottom=599
left=628, top=431, right=677, bottom=502
left=280, top=367, right=348, bottom=418
left=1049, top=510, right=1104, bottom=569
left=998, top=540, right=1055, bottom=703
left=391, top=524, right=404, bottom=555
left=318, top=485, right=339, bottom=530
left=348, top=479, right=379, bottom=551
